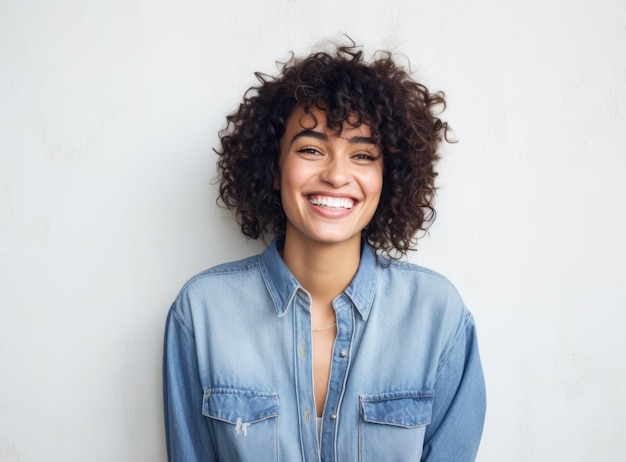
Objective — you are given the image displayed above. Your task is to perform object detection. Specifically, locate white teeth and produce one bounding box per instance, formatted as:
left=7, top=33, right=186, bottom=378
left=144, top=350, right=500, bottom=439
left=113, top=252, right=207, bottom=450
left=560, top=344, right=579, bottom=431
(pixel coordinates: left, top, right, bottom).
left=309, top=196, right=354, bottom=209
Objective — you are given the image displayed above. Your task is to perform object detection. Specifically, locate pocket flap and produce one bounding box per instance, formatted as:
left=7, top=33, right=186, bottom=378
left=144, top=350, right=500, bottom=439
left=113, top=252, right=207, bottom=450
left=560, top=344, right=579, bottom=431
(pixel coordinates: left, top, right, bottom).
left=360, top=390, right=434, bottom=428
left=203, top=388, right=279, bottom=424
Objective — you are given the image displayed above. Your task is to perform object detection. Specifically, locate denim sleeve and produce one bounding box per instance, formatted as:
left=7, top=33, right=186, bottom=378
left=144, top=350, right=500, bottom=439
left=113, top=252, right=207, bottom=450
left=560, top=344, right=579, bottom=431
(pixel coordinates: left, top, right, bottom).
left=421, top=314, right=486, bottom=462
left=163, top=307, right=216, bottom=461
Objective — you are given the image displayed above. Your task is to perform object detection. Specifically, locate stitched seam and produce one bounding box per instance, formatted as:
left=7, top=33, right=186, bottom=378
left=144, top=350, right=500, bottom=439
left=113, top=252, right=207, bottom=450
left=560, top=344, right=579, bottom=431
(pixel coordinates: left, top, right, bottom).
left=171, top=306, right=195, bottom=340
left=434, top=313, right=473, bottom=382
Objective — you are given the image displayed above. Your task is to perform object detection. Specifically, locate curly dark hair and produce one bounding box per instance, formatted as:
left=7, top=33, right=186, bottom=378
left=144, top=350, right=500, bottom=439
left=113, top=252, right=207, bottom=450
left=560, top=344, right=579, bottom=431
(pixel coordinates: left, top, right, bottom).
left=216, top=41, right=451, bottom=259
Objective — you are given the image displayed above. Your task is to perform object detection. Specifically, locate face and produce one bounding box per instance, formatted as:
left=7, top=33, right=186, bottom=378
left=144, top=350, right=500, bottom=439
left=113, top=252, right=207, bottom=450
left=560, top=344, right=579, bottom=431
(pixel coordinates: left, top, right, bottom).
left=276, top=106, right=383, bottom=249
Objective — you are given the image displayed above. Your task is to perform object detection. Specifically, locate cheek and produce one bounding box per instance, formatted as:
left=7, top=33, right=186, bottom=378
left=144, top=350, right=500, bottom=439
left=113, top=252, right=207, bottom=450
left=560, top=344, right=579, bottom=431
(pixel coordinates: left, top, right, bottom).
left=279, top=161, right=310, bottom=193
left=366, top=170, right=384, bottom=199
left=277, top=168, right=301, bottom=209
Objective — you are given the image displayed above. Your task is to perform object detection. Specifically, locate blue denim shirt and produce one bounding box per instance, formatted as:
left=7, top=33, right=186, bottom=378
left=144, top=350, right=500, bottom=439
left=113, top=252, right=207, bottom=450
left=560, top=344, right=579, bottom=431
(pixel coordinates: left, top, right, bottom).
left=163, top=236, right=486, bottom=461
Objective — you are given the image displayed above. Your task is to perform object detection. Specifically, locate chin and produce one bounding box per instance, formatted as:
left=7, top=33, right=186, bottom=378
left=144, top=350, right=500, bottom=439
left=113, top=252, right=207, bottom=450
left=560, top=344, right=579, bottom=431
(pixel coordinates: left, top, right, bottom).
left=304, top=229, right=362, bottom=246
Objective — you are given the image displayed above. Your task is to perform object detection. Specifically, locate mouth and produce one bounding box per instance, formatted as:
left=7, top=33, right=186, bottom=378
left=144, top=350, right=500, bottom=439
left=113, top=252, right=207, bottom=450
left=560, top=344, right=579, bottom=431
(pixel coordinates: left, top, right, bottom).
left=307, top=194, right=355, bottom=210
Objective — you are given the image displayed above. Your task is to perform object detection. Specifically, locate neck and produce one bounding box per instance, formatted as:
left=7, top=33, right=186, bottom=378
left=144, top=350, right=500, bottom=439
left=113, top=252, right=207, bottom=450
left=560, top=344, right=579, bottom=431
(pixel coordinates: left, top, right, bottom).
left=281, top=231, right=362, bottom=305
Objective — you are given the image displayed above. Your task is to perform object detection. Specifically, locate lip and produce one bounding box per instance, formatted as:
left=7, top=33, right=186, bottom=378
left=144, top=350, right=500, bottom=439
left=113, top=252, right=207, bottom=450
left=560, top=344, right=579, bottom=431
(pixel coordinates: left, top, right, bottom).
left=304, top=193, right=360, bottom=218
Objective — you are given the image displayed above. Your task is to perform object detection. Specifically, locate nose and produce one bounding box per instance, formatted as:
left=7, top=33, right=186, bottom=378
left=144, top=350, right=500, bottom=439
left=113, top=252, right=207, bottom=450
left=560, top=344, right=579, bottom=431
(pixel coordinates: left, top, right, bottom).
left=320, top=158, right=351, bottom=187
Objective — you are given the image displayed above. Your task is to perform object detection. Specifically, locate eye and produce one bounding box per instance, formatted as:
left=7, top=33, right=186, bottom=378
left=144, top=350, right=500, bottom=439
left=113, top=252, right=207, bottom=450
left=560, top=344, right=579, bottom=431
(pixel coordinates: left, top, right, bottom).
left=297, top=147, right=322, bottom=156
left=352, top=153, right=379, bottom=161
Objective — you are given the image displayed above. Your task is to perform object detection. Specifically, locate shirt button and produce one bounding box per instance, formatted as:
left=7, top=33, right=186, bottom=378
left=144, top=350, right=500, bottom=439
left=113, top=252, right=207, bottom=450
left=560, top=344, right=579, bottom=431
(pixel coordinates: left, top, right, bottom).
left=339, top=351, right=348, bottom=358
left=329, top=414, right=337, bottom=421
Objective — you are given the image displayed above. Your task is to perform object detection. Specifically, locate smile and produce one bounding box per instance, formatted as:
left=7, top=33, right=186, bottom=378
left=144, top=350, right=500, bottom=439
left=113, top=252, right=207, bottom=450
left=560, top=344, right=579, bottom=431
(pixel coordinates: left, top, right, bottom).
left=308, top=195, right=355, bottom=209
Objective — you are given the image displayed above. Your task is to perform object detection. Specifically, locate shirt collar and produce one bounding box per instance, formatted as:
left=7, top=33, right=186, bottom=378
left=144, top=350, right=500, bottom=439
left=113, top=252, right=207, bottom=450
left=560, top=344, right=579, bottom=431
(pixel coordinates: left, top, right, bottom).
left=259, top=235, right=380, bottom=321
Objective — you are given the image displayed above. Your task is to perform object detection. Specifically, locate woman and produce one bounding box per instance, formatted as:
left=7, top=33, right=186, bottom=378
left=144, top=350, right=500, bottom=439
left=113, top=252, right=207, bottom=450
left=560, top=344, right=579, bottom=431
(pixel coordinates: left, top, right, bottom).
left=163, top=42, right=486, bottom=461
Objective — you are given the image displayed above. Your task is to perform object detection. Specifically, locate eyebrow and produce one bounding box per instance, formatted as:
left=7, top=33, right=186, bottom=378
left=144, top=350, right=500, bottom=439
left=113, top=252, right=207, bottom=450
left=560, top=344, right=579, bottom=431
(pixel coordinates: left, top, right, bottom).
left=290, top=129, right=376, bottom=146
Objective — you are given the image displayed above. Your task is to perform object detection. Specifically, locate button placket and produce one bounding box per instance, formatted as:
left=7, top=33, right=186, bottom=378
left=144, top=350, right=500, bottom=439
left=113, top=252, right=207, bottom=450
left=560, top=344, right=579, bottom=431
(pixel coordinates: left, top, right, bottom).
left=292, top=290, right=319, bottom=458
left=319, top=296, right=354, bottom=461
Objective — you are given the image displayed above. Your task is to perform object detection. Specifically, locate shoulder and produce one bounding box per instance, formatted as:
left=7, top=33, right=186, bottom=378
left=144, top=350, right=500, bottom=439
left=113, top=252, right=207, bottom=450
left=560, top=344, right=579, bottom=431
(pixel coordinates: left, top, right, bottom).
left=168, top=254, right=264, bottom=323
left=374, top=258, right=472, bottom=334
left=182, top=254, right=262, bottom=290
left=385, top=259, right=453, bottom=280
left=383, top=260, right=479, bottom=365
left=382, top=259, right=464, bottom=302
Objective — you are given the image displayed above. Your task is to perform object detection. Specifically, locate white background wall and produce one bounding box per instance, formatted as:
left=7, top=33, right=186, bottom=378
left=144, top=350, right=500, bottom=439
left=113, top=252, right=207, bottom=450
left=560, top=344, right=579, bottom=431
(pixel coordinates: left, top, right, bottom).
left=1, top=0, right=625, bottom=460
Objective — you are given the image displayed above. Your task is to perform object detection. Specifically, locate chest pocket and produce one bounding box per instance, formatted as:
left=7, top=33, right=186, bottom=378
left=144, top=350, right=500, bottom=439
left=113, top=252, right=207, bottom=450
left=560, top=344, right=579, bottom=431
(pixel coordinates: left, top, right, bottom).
left=359, top=391, right=433, bottom=462
left=203, top=388, right=279, bottom=461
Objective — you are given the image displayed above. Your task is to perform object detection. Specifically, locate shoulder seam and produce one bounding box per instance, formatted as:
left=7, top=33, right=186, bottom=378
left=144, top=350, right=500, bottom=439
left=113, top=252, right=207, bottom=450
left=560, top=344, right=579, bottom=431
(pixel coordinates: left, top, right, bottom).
left=434, top=312, right=474, bottom=382
left=170, top=304, right=195, bottom=341
left=181, top=258, right=261, bottom=292
left=387, top=260, right=453, bottom=282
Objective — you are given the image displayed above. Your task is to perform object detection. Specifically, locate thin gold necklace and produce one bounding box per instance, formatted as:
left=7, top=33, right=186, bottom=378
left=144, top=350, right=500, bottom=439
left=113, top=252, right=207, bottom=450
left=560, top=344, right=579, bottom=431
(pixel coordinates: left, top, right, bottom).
left=311, top=323, right=337, bottom=332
